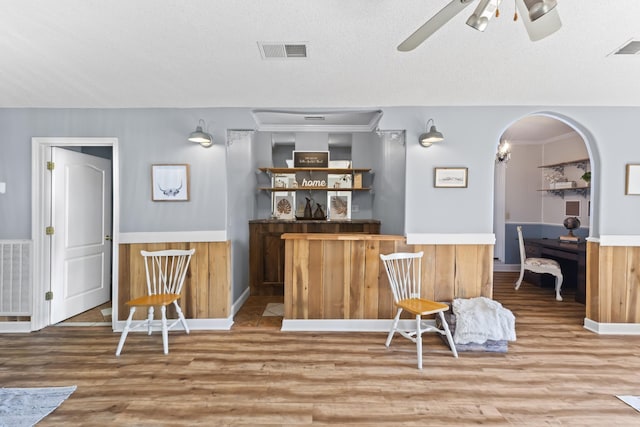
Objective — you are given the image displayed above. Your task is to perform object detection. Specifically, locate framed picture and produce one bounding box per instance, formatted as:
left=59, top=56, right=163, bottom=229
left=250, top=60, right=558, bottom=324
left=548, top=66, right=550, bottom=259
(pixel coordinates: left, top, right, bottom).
left=273, top=192, right=295, bottom=220
left=625, top=164, right=640, bottom=195
left=565, top=200, right=580, bottom=216
left=151, top=164, right=190, bottom=201
left=434, top=167, right=468, bottom=188
left=327, top=191, right=351, bottom=220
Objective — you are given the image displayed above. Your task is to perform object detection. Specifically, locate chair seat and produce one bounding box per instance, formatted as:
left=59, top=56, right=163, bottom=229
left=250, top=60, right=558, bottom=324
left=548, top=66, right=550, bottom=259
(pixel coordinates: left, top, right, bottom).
left=397, top=298, right=450, bottom=316
left=126, top=293, right=180, bottom=307
left=525, top=257, right=561, bottom=269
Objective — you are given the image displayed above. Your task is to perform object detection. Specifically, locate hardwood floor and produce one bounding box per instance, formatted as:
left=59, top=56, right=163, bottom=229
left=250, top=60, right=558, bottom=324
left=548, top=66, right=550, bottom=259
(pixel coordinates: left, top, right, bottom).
left=2, top=273, right=640, bottom=426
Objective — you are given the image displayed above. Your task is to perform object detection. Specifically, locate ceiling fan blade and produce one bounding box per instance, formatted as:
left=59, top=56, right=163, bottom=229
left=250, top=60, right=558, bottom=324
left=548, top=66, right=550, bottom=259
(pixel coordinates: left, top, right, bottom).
left=515, top=0, right=561, bottom=41
left=397, top=0, right=475, bottom=52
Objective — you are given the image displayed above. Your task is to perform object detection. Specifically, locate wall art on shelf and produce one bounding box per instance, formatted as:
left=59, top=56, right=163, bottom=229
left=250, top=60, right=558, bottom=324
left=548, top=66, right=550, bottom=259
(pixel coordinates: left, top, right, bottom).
left=327, top=191, right=351, bottom=220
left=434, top=167, right=468, bottom=188
left=625, top=164, right=640, bottom=195
left=151, top=164, right=189, bottom=201
left=273, top=192, right=295, bottom=220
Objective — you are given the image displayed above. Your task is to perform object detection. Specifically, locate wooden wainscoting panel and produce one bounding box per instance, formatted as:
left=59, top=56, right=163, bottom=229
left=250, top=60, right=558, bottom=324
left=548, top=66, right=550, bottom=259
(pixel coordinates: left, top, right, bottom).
left=307, top=240, right=323, bottom=319
left=118, top=241, right=230, bottom=321
left=628, top=247, right=640, bottom=322
left=348, top=240, right=366, bottom=319
left=610, top=246, right=630, bottom=323
left=208, top=241, right=231, bottom=319
left=434, top=245, right=456, bottom=302
left=363, top=240, right=382, bottom=319
left=322, top=240, right=346, bottom=319
left=586, top=241, right=600, bottom=322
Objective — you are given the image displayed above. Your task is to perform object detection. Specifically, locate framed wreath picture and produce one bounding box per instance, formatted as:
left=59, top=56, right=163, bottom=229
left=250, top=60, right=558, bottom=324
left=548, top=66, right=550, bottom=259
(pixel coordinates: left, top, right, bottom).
left=151, top=164, right=190, bottom=201
left=327, top=191, right=351, bottom=220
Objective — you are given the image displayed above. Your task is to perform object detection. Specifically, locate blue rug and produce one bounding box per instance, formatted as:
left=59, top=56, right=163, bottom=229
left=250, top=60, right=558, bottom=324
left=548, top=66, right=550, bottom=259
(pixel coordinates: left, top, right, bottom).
left=0, top=386, right=76, bottom=427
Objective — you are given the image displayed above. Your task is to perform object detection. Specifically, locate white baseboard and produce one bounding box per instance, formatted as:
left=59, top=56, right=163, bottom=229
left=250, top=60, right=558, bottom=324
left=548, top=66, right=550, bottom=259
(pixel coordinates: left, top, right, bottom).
left=0, top=322, right=31, bottom=333
left=281, top=319, right=435, bottom=332
left=113, top=317, right=234, bottom=333
left=584, top=318, right=640, bottom=335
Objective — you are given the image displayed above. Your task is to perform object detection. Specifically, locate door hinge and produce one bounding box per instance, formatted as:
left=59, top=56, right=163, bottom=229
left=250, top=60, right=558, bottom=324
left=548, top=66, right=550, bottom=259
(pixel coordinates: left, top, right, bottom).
left=46, top=161, right=55, bottom=171
left=45, top=226, right=54, bottom=235
left=45, top=291, right=53, bottom=301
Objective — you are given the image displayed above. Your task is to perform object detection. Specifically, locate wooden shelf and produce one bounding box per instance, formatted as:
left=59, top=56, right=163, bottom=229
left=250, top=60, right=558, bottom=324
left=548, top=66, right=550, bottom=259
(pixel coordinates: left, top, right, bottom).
left=259, top=167, right=371, bottom=174
left=259, top=187, right=371, bottom=191
left=537, top=186, right=590, bottom=192
left=538, top=159, right=589, bottom=169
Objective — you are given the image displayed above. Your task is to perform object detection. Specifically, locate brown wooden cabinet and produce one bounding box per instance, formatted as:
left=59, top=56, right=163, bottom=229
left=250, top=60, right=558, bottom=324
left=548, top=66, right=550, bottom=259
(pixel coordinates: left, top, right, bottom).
left=249, top=219, right=381, bottom=295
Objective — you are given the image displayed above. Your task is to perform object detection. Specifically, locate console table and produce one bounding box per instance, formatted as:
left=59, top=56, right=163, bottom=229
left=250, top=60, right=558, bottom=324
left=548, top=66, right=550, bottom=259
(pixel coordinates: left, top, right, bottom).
left=524, top=238, right=587, bottom=303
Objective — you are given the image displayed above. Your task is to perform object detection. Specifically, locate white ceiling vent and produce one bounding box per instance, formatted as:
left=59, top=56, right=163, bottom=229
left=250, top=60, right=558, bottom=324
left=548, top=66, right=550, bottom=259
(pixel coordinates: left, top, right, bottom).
left=611, top=39, right=640, bottom=56
left=259, top=42, right=308, bottom=59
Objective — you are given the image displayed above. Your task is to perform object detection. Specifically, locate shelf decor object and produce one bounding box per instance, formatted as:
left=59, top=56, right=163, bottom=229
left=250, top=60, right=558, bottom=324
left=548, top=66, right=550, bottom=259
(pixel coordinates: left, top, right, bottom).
left=626, top=164, right=640, bottom=195
left=434, top=167, right=468, bottom=188
left=151, top=164, right=189, bottom=201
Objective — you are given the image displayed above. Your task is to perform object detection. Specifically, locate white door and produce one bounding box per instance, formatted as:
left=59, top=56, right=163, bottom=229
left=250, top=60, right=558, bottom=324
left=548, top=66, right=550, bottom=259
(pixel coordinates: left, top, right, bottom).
left=50, top=148, right=112, bottom=324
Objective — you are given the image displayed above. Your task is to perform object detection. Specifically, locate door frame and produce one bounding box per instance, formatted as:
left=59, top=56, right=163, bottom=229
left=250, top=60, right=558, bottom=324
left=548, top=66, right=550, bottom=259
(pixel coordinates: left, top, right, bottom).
left=31, top=137, right=119, bottom=331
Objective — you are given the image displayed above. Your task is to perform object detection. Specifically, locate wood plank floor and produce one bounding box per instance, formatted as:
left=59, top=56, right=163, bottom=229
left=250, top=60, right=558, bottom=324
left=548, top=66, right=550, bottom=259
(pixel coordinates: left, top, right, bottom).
left=2, top=273, right=640, bottom=426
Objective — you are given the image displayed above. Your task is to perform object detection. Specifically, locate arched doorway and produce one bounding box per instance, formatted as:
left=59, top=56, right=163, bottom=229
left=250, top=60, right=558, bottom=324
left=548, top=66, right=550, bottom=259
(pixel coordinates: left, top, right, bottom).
left=493, top=113, right=595, bottom=302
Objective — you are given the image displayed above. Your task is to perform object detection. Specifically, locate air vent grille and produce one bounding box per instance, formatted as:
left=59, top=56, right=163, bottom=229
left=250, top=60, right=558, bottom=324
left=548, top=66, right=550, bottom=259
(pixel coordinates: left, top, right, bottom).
left=259, top=42, right=308, bottom=59
left=612, top=40, right=640, bottom=55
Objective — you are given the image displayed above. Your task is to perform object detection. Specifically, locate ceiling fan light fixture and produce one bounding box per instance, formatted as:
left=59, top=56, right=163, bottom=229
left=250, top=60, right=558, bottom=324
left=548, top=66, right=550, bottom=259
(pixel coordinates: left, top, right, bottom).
left=525, top=0, right=557, bottom=22
left=466, top=0, right=501, bottom=32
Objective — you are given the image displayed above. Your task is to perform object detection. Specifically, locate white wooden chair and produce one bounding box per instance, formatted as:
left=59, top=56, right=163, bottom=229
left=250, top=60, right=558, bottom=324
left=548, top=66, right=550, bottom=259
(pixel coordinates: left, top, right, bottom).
left=116, top=249, right=195, bottom=356
left=515, top=226, right=564, bottom=301
left=380, top=251, right=458, bottom=370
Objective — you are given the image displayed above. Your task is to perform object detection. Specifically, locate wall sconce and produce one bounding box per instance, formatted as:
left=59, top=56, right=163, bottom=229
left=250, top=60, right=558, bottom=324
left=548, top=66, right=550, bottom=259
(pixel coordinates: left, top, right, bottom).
left=188, top=119, right=213, bottom=147
left=496, top=139, right=511, bottom=163
left=419, top=119, right=444, bottom=147
left=524, top=0, right=558, bottom=21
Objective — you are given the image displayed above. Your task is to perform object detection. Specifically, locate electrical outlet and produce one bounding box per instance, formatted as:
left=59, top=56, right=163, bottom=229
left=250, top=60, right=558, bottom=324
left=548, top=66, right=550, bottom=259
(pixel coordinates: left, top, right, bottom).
left=351, top=204, right=359, bottom=212
left=0, top=182, right=5, bottom=194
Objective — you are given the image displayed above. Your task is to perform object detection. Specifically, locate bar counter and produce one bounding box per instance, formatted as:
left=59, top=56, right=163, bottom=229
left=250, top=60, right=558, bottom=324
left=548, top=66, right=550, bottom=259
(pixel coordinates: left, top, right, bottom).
left=281, top=232, right=493, bottom=331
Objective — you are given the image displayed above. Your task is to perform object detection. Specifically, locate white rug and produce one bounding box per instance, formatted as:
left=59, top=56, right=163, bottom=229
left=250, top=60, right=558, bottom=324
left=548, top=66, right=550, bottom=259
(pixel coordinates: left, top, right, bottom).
left=262, top=303, right=284, bottom=317
left=0, top=385, right=76, bottom=427
left=617, top=395, right=640, bottom=412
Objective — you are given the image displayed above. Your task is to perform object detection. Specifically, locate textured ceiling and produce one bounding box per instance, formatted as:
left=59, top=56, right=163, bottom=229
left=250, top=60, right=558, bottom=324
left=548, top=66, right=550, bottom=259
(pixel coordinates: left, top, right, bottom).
left=1, top=0, right=640, bottom=109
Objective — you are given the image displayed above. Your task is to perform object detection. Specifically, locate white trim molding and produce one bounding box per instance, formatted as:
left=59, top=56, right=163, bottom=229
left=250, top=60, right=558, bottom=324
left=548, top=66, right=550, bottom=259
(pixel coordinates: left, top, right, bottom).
left=406, top=233, right=496, bottom=245
left=0, top=321, right=31, bottom=333
left=114, top=317, right=234, bottom=332
left=584, top=318, right=640, bottom=335
left=281, top=319, right=434, bottom=332
left=119, top=230, right=227, bottom=244
left=598, top=235, right=640, bottom=247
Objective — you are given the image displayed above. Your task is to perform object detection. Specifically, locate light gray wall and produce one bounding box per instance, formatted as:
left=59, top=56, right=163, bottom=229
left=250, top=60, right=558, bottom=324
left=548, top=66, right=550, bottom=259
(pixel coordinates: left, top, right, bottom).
left=226, top=130, right=256, bottom=302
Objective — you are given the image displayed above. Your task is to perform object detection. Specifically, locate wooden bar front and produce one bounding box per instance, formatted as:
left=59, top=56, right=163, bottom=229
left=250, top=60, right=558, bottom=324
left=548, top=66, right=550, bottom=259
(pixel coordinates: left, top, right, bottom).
left=282, top=233, right=494, bottom=320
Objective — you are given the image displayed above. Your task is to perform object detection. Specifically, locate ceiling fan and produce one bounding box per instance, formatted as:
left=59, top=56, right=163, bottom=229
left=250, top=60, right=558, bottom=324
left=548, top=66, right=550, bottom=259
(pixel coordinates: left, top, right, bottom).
left=398, top=0, right=561, bottom=51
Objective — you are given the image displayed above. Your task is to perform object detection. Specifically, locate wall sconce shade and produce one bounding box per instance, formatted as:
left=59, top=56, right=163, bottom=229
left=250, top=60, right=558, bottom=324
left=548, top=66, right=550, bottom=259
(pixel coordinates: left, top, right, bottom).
left=524, top=0, right=557, bottom=21
left=419, top=118, right=444, bottom=147
left=188, top=119, right=213, bottom=147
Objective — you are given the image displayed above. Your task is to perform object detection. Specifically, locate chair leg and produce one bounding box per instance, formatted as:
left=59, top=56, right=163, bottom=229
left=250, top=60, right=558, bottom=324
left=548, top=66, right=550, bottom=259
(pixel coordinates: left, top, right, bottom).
left=515, top=267, right=525, bottom=290
left=115, top=306, right=136, bottom=356
left=147, top=306, right=154, bottom=335
left=554, top=273, right=564, bottom=301
left=415, top=315, right=423, bottom=370
left=161, top=305, right=169, bottom=355
left=174, top=301, right=190, bottom=334
left=385, top=308, right=403, bottom=348
left=438, top=311, right=459, bottom=358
